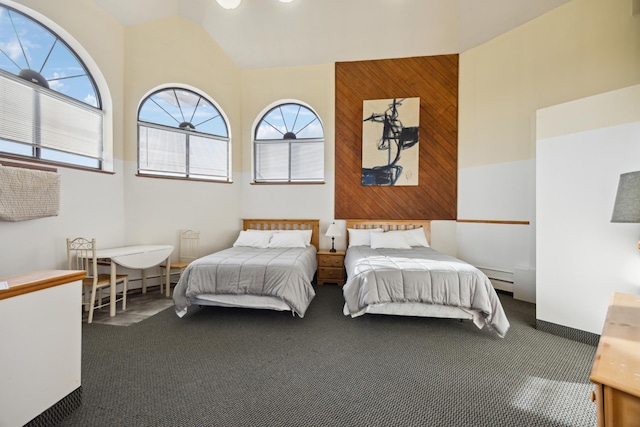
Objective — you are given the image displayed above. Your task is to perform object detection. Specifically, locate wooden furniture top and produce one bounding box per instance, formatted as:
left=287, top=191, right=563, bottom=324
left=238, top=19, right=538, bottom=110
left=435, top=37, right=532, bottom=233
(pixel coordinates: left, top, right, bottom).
left=345, top=219, right=431, bottom=246
left=243, top=218, right=320, bottom=250
left=318, top=250, right=346, bottom=256
left=590, top=292, right=640, bottom=398
left=0, top=270, right=85, bottom=301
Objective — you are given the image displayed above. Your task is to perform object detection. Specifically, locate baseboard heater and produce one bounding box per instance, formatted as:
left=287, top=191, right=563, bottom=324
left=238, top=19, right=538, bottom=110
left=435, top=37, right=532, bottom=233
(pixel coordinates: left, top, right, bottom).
left=478, top=266, right=536, bottom=303
left=478, top=267, right=514, bottom=293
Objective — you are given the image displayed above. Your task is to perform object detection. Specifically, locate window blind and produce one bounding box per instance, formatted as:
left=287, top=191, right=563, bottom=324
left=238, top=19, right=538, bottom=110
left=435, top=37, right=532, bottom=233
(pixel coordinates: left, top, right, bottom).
left=255, top=139, right=324, bottom=182
left=0, top=72, right=103, bottom=165
left=139, top=124, right=230, bottom=180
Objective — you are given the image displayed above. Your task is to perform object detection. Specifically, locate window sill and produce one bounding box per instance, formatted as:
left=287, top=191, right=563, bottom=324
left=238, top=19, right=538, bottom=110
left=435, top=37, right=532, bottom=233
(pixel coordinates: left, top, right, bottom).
left=251, top=181, right=325, bottom=185
left=0, top=156, right=113, bottom=175
left=136, top=173, right=233, bottom=184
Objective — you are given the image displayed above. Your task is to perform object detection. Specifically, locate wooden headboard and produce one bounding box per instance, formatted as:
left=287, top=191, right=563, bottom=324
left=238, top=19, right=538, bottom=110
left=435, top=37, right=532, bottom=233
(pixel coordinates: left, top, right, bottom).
left=345, top=219, right=431, bottom=246
left=243, top=219, right=320, bottom=250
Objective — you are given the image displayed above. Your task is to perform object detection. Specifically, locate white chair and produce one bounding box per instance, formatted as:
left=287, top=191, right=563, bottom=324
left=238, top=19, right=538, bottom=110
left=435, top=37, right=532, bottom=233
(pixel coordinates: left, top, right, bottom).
left=159, top=230, right=200, bottom=294
left=67, top=237, right=128, bottom=323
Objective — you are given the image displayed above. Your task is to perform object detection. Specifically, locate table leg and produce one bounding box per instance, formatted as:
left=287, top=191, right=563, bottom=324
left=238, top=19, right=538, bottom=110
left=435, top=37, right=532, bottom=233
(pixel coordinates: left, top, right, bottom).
left=142, top=269, right=147, bottom=294
left=110, top=261, right=116, bottom=317
left=165, top=258, right=171, bottom=297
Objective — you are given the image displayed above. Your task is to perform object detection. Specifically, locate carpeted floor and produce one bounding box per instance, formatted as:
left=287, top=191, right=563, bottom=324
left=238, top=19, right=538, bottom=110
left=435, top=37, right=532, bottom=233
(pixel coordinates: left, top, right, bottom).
left=60, top=285, right=597, bottom=427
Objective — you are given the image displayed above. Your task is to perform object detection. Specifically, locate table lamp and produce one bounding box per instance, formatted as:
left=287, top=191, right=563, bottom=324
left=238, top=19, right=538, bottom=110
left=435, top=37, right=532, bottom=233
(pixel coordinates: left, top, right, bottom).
left=325, top=222, right=342, bottom=253
left=611, top=171, right=640, bottom=248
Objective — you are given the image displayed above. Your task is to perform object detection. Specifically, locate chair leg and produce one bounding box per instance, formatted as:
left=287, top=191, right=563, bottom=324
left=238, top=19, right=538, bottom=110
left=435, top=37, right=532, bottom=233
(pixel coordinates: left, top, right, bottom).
left=165, top=268, right=177, bottom=295
left=82, top=286, right=90, bottom=312
left=88, top=285, right=98, bottom=324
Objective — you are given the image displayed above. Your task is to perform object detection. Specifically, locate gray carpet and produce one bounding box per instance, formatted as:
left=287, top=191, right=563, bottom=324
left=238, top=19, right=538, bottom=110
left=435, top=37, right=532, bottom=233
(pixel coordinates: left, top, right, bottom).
left=59, top=285, right=597, bottom=427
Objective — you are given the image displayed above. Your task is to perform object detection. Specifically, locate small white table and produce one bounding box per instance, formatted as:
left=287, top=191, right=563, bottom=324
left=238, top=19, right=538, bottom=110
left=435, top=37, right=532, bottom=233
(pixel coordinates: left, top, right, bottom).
left=95, top=245, right=174, bottom=316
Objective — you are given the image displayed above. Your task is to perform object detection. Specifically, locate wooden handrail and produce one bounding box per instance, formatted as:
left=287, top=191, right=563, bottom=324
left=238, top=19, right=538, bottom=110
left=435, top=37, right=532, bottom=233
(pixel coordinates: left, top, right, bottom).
left=457, top=219, right=530, bottom=225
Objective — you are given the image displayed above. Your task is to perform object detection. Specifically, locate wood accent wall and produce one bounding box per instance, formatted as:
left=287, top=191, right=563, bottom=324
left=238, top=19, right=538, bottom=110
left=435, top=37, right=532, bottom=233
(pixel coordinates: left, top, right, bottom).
left=335, top=55, right=458, bottom=220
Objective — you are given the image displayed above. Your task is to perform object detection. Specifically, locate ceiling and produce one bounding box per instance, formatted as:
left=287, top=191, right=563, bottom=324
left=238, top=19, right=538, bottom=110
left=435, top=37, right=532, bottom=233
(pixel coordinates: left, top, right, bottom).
left=92, top=0, right=570, bottom=69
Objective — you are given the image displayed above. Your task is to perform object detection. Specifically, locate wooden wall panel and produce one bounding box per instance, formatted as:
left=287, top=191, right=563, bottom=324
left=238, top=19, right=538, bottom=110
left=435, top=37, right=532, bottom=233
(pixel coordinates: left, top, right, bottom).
left=335, top=55, right=458, bottom=220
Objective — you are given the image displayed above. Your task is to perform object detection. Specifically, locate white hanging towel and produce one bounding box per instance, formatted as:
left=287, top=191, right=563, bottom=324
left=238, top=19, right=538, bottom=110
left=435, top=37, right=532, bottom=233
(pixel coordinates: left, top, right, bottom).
left=0, top=165, right=60, bottom=221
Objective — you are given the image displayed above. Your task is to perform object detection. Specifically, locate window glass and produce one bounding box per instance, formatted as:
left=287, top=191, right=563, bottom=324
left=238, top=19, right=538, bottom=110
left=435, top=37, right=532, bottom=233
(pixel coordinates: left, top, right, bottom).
left=138, top=87, right=230, bottom=181
left=0, top=4, right=103, bottom=169
left=254, top=102, right=324, bottom=183
left=0, top=5, right=99, bottom=106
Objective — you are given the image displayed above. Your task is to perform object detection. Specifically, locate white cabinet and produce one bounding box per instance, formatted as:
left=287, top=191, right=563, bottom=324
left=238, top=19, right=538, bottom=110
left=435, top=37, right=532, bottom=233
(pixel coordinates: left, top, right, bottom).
left=0, top=270, right=84, bottom=427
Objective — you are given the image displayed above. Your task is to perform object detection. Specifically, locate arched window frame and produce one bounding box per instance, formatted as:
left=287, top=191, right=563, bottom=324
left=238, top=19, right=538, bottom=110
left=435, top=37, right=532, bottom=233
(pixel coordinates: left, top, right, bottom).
left=253, top=100, right=324, bottom=184
left=137, top=86, right=231, bottom=182
left=0, top=2, right=105, bottom=170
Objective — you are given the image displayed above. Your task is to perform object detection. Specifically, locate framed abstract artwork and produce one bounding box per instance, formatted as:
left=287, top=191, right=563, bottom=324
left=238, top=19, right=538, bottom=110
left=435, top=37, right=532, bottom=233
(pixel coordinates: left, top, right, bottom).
left=362, top=97, right=419, bottom=186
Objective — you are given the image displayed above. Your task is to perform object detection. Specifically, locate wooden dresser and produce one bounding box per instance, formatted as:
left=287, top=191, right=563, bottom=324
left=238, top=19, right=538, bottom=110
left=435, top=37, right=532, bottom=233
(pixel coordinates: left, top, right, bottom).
left=590, top=292, right=640, bottom=426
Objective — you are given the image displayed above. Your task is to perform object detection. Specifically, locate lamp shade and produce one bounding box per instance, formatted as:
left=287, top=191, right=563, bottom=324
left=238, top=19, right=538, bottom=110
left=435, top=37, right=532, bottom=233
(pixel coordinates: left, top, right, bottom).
left=325, top=222, right=342, bottom=237
left=611, top=171, right=640, bottom=223
left=216, top=0, right=241, bottom=9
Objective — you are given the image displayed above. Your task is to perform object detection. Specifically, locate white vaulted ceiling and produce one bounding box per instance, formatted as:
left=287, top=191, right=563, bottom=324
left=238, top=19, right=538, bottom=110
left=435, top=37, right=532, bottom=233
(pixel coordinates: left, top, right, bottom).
left=92, top=0, right=570, bottom=69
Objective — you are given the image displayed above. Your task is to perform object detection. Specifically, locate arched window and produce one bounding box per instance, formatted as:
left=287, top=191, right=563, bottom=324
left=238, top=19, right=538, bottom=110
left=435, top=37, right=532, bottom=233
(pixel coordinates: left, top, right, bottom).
left=0, top=4, right=103, bottom=169
left=137, top=87, right=230, bottom=181
left=254, top=102, right=324, bottom=183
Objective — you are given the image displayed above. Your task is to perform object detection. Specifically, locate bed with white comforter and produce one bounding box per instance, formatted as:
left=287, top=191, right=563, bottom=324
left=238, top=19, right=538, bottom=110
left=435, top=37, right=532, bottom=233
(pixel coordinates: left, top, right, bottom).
left=173, top=219, right=319, bottom=318
left=342, top=220, right=510, bottom=337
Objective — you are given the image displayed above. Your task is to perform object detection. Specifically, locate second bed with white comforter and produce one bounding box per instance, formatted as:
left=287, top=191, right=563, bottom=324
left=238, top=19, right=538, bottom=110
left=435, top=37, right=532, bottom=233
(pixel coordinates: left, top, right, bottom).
left=342, top=245, right=510, bottom=337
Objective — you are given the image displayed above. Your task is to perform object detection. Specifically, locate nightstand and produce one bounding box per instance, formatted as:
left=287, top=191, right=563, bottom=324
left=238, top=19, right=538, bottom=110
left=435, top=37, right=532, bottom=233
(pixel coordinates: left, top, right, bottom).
left=317, top=250, right=345, bottom=286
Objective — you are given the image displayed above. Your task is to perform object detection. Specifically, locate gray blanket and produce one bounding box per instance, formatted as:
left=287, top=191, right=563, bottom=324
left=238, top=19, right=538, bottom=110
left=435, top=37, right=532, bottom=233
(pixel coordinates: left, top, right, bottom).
left=343, top=246, right=510, bottom=337
left=173, top=246, right=317, bottom=317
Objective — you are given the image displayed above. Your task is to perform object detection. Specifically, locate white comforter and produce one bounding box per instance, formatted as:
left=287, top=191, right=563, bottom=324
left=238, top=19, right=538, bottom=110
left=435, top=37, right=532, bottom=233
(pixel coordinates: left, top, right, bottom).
left=343, top=246, right=510, bottom=337
left=173, top=246, right=317, bottom=318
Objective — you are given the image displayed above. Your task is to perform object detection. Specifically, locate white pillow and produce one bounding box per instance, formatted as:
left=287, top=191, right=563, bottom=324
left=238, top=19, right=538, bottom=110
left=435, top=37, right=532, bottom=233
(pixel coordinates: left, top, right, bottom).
left=246, top=229, right=275, bottom=237
left=267, top=232, right=306, bottom=248
left=347, top=228, right=384, bottom=247
left=370, top=230, right=412, bottom=249
left=274, top=229, right=313, bottom=246
left=232, top=230, right=272, bottom=248
left=403, top=227, right=430, bottom=247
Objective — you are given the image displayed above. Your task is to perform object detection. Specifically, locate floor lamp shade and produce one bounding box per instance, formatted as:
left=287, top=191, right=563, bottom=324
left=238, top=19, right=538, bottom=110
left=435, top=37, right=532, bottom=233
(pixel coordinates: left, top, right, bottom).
left=611, top=171, right=640, bottom=223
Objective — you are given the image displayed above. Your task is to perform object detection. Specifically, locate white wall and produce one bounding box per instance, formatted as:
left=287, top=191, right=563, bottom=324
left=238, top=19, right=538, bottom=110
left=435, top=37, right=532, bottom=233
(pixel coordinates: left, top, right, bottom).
left=457, top=159, right=535, bottom=278
left=0, top=163, right=127, bottom=276
left=457, top=0, right=640, bottom=302
left=0, top=0, right=125, bottom=278
left=537, top=84, right=640, bottom=334
left=121, top=16, right=244, bottom=275
left=240, top=65, right=339, bottom=251
left=2, top=0, right=639, bottom=311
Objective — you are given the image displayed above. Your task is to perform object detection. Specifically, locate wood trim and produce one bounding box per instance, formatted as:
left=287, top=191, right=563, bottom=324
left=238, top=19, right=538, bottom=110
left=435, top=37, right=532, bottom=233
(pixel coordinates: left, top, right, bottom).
left=0, top=154, right=114, bottom=174
left=136, top=173, right=233, bottom=184
left=457, top=219, right=530, bottom=225
left=243, top=219, right=320, bottom=250
left=0, top=160, right=57, bottom=172
left=345, top=219, right=431, bottom=246
left=0, top=270, right=86, bottom=301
